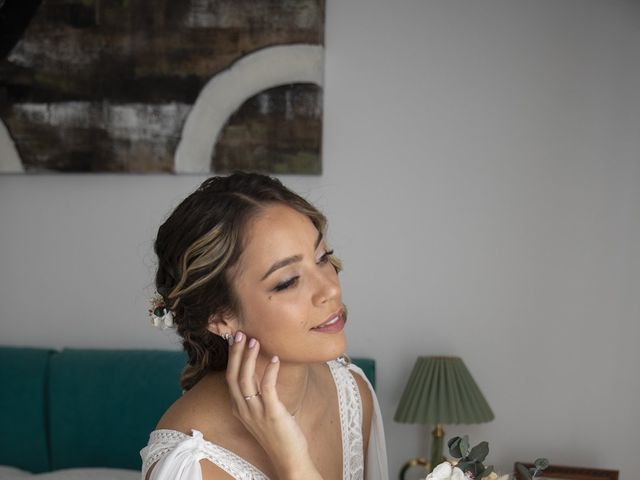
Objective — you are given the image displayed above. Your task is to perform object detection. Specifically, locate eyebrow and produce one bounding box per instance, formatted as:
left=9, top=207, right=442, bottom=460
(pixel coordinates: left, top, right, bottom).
left=261, top=231, right=324, bottom=281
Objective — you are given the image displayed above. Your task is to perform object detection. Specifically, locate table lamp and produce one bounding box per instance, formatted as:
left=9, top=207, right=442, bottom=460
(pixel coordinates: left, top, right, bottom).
left=394, top=356, right=494, bottom=477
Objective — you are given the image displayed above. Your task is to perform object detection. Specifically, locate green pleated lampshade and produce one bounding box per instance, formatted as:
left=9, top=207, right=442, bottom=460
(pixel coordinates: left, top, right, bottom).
left=394, top=356, right=494, bottom=425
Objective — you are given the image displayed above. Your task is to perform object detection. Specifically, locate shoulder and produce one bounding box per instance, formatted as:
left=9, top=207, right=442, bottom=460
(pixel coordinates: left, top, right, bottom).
left=349, top=368, right=373, bottom=415
left=155, top=371, right=229, bottom=435
left=146, top=373, right=246, bottom=480
left=349, top=368, right=374, bottom=414
left=142, top=372, right=240, bottom=480
left=142, top=429, right=235, bottom=480
left=329, top=360, right=374, bottom=419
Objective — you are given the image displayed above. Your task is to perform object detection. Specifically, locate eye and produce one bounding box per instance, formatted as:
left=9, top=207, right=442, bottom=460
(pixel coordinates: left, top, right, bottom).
left=272, top=250, right=335, bottom=293
left=273, top=276, right=299, bottom=292
left=317, top=249, right=334, bottom=264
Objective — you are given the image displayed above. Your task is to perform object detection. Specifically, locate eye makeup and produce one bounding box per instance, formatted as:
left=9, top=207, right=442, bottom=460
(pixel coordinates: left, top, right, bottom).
left=271, top=249, right=335, bottom=293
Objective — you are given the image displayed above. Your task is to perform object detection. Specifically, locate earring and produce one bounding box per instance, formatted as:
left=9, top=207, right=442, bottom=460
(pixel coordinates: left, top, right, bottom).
left=222, top=332, right=232, bottom=344
left=337, top=353, right=352, bottom=366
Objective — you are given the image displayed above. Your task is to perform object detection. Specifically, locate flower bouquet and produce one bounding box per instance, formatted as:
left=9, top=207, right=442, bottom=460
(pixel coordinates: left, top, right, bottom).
left=424, top=436, right=549, bottom=480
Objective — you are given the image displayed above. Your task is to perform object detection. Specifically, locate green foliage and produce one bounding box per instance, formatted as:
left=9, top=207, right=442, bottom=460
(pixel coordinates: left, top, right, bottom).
left=448, top=436, right=549, bottom=479
left=447, top=436, right=464, bottom=458
left=468, top=442, right=489, bottom=463
left=514, top=459, right=550, bottom=479
left=534, top=458, right=550, bottom=471
left=460, top=436, right=470, bottom=457
left=481, top=465, right=495, bottom=478
left=447, top=436, right=493, bottom=478
left=515, top=462, right=532, bottom=479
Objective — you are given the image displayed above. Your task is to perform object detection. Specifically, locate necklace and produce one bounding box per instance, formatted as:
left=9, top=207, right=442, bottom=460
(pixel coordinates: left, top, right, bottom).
left=290, top=370, right=310, bottom=417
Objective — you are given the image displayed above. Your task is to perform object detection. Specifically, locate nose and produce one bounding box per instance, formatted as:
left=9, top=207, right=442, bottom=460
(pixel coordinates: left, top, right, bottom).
left=311, top=268, right=341, bottom=305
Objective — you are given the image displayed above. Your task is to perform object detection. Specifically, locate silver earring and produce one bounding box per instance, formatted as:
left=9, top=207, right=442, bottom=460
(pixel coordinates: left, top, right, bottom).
left=222, top=332, right=232, bottom=343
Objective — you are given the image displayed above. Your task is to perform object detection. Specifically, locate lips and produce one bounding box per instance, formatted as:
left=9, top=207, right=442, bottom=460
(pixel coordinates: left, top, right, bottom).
left=311, top=309, right=346, bottom=333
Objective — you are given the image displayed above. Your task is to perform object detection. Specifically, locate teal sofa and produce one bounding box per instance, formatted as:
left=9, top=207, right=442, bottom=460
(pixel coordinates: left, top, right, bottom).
left=0, top=346, right=375, bottom=478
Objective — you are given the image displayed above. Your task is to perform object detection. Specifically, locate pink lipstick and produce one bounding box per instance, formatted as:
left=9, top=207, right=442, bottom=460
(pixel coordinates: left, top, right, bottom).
left=311, top=310, right=346, bottom=333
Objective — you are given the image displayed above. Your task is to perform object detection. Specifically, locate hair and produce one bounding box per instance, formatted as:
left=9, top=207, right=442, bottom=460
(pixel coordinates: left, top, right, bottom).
left=154, top=172, right=342, bottom=391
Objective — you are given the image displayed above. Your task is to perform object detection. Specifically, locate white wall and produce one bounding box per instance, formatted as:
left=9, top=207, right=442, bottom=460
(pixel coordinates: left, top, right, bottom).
left=1, top=0, right=639, bottom=478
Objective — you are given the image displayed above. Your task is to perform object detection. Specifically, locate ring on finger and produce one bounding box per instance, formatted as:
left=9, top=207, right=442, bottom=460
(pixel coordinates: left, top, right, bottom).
left=243, top=392, right=261, bottom=401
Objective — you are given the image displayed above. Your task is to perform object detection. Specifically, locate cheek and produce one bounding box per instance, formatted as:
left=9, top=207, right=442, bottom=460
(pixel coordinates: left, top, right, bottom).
left=325, top=265, right=342, bottom=289
left=241, top=295, right=306, bottom=334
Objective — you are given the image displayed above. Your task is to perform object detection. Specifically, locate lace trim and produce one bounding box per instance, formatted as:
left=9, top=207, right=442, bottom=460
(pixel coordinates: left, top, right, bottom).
left=142, top=429, right=268, bottom=479
left=328, top=360, right=364, bottom=480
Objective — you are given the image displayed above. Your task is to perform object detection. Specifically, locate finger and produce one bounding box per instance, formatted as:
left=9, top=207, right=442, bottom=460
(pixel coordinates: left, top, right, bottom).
left=239, top=338, right=262, bottom=413
left=260, top=355, right=282, bottom=413
left=225, top=331, right=248, bottom=410
left=226, top=331, right=245, bottom=381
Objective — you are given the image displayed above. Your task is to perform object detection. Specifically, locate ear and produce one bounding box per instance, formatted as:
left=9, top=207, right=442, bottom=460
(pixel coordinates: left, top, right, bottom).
left=206, top=310, right=239, bottom=336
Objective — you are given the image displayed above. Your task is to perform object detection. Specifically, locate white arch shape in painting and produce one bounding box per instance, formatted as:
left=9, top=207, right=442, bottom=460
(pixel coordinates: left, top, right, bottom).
left=0, top=118, right=24, bottom=173
left=174, top=43, right=324, bottom=173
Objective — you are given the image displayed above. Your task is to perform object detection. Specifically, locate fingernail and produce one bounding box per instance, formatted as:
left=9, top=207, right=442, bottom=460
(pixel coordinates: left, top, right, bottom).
left=271, top=355, right=279, bottom=363
left=235, top=331, right=243, bottom=343
left=248, top=338, right=257, bottom=349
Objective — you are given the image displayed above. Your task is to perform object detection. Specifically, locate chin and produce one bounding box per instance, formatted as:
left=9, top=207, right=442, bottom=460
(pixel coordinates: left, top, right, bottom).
left=316, top=334, right=347, bottom=362
left=280, top=335, right=347, bottom=365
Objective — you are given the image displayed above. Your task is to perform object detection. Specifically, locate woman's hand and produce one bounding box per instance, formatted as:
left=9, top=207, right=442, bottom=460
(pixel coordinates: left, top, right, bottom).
left=226, top=331, right=323, bottom=480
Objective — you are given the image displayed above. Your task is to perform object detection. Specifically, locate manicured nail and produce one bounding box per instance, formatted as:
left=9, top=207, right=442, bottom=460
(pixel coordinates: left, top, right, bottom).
left=248, top=338, right=257, bottom=349
left=235, top=331, right=243, bottom=343
left=271, top=355, right=279, bottom=363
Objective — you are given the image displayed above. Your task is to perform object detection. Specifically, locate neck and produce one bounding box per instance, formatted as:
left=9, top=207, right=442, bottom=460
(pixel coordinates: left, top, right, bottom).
left=254, top=355, right=314, bottom=416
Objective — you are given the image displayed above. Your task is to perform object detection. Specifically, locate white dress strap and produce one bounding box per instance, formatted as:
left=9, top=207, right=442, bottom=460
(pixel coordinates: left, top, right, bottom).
left=346, top=363, right=389, bottom=480
left=141, top=429, right=268, bottom=480
left=328, top=359, right=365, bottom=480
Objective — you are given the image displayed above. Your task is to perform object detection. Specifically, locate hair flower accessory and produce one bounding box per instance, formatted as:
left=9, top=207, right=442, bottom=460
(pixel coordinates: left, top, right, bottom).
left=148, top=293, right=174, bottom=329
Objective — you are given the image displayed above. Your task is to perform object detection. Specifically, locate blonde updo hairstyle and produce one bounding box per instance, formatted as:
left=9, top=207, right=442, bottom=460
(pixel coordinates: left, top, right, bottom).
left=154, top=173, right=341, bottom=391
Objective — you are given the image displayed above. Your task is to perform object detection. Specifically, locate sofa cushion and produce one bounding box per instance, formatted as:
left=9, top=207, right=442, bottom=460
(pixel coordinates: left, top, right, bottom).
left=352, top=357, right=376, bottom=390
left=0, top=465, right=29, bottom=478
left=48, top=349, right=184, bottom=471
left=0, top=347, right=53, bottom=473
left=0, top=466, right=139, bottom=480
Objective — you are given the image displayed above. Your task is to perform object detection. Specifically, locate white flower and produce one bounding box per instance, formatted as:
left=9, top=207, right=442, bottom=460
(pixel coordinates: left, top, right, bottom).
left=425, top=462, right=468, bottom=480
left=451, top=467, right=466, bottom=480
left=427, top=462, right=452, bottom=479
left=163, top=311, right=174, bottom=328
left=150, top=309, right=175, bottom=330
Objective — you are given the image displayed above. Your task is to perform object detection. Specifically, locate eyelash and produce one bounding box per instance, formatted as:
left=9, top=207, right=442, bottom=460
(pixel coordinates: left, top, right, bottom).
left=273, top=250, right=334, bottom=292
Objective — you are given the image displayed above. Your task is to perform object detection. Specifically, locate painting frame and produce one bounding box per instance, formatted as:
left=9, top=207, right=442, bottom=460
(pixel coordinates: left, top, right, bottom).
left=0, top=0, right=326, bottom=175
left=513, top=462, right=619, bottom=480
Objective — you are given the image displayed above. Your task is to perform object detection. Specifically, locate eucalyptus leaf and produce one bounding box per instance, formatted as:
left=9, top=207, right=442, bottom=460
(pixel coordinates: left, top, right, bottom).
left=469, top=462, right=484, bottom=477
left=448, top=437, right=463, bottom=458
left=534, top=458, right=550, bottom=470
left=515, top=462, right=532, bottom=480
left=457, top=461, right=472, bottom=473
left=481, top=465, right=495, bottom=478
left=460, top=435, right=470, bottom=457
left=468, top=441, right=489, bottom=462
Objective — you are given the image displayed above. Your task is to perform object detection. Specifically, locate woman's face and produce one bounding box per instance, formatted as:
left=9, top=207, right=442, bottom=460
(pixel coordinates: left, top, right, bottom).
left=225, top=203, right=346, bottom=363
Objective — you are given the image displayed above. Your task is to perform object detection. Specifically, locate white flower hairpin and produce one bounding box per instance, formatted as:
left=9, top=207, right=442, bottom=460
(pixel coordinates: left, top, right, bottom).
left=148, top=292, right=174, bottom=329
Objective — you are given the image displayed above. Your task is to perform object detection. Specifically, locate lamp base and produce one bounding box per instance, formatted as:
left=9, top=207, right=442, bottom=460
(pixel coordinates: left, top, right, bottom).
left=399, top=457, right=429, bottom=480
left=429, top=423, right=445, bottom=473
left=398, top=424, right=446, bottom=480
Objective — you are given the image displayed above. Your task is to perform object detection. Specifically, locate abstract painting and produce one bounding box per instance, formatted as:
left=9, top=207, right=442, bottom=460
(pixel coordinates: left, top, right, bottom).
left=0, top=0, right=325, bottom=174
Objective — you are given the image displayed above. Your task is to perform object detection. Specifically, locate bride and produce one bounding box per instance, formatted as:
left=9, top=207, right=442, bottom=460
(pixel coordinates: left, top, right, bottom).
left=140, top=172, right=388, bottom=480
